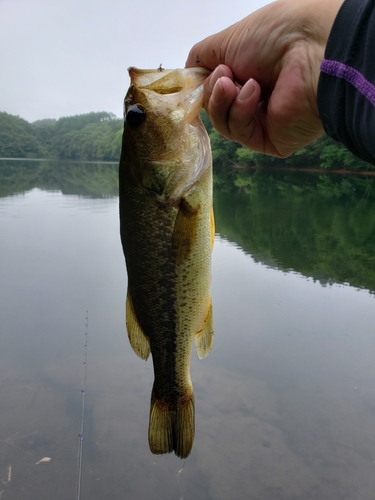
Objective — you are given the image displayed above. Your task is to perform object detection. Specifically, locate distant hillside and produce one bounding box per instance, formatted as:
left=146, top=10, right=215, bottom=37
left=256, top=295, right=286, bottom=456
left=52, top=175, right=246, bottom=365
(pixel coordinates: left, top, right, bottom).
left=0, top=111, right=122, bottom=161
left=0, top=112, right=49, bottom=158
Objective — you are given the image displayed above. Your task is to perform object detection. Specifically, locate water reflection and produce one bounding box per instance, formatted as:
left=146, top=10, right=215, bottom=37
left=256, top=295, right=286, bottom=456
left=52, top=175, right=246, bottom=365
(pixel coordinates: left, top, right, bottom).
left=0, top=160, right=374, bottom=499
left=0, top=158, right=118, bottom=198
left=210, top=240, right=375, bottom=500
left=214, top=168, right=375, bottom=293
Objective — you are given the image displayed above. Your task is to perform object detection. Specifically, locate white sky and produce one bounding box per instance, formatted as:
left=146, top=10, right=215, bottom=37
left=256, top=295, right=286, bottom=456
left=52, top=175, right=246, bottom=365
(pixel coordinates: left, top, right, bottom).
left=0, top=0, right=271, bottom=123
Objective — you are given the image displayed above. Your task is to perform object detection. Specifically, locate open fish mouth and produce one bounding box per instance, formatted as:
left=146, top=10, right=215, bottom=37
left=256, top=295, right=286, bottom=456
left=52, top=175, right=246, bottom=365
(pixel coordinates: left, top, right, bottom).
left=127, top=67, right=211, bottom=124
left=128, top=66, right=210, bottom=92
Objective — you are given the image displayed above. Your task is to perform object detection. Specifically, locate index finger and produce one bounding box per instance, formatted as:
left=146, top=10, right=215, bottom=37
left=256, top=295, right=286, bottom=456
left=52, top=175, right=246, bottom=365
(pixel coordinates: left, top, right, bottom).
left=185, top=29, right=231, bottom=70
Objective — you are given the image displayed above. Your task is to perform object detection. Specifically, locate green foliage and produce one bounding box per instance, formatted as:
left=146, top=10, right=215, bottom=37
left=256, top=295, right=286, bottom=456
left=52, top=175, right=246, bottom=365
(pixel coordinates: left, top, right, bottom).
left=233, top=168, right=256, bottom=188
left=51, top=117, right=122, bottom=161
left=209, top=129, right=238, bottom=172
left=0, top=111, right=123, bottom=162
left=318, top=137, right=371, bottom=170
left=236, top=147, right=257, bottom=166
left=198, top=111, right=373, bottom=171
left=54, top=111, right=117, bottom=135
left=50, top=112, right=123, bottom=161
left=199, top=109, right=213, bottom=134
left=32, top=118, right=57, bottom=127
left=0, top=112, right=49, bottom=158
left=236, top=146, right=285, bottom=167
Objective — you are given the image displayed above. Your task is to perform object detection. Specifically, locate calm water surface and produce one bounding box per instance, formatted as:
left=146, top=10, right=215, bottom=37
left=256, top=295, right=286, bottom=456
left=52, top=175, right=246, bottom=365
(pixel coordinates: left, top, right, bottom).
left=0, top=160, right=375, bottom=500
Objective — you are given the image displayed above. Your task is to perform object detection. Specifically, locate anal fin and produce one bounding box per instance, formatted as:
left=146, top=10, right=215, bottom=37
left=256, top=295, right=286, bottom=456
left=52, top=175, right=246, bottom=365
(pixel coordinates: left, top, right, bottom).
left=126, top=291, right=150, bottom=360
left=195, top=300, right=214, bottom=359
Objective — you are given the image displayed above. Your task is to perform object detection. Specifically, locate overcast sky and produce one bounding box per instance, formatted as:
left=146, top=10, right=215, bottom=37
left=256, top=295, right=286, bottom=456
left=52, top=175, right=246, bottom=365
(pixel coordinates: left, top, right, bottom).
left=0, top=0, right=271, bottom=123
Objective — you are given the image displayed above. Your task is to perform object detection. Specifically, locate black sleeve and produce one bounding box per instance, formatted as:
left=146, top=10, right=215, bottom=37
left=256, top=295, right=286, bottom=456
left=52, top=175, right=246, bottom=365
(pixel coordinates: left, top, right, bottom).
left=317, top=0, right=375, bottom=166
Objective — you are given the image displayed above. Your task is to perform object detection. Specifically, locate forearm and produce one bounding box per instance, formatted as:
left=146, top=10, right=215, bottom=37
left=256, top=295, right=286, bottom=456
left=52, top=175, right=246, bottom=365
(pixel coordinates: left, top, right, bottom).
left=317, top=0, right=375, bottom=166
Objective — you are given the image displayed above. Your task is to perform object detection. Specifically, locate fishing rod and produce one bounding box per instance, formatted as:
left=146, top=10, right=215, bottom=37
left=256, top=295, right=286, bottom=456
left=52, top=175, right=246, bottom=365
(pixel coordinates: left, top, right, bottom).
left=76, top=311, right=88, bottom=500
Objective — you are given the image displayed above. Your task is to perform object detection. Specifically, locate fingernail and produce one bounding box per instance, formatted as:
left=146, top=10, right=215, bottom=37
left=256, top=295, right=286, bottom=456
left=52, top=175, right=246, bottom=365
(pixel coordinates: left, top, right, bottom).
left=237, top=79, right=256, bottom=102
left=211, top=77, right=225, bottom=103
left=208, top=66, right=224, bottom=92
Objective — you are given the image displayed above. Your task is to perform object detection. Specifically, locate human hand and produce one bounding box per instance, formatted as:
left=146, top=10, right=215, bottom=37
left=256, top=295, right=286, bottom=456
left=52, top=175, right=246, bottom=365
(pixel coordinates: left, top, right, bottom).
left=185, top=0, right=344, bottom=157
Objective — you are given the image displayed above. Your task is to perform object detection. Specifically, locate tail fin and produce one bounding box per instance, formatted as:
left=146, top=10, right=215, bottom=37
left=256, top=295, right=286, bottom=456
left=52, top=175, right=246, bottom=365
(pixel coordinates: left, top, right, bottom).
left=148, top=389, right=195, bottom=459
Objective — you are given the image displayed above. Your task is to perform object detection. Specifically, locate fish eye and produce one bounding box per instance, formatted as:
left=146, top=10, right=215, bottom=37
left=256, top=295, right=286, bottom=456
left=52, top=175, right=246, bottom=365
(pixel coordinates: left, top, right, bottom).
left=126, top=104, right=146, bottom=128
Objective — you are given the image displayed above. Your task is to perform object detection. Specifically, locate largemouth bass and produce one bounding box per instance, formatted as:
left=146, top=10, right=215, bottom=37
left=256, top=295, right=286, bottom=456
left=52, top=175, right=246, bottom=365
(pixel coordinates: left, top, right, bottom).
left=119, top=67, right=214, bottom=459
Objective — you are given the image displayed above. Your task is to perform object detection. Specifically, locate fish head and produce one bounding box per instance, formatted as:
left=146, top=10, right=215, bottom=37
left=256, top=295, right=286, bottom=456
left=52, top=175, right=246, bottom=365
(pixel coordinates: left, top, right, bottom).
left=123, top=67, right=210, bottom=160
left=121, top=67, right=211, bottom=201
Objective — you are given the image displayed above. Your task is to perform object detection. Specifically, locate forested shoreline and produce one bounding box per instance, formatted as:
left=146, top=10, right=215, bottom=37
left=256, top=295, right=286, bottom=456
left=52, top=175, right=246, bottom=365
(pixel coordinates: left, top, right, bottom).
left=0, top=110, right=374, bottom=171
left=0, top=111, right=122, bottom=162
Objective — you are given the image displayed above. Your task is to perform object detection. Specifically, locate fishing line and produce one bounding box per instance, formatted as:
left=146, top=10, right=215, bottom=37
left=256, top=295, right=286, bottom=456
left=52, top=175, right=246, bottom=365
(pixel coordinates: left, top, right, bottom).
left=76, top=311, right=88, bottom=500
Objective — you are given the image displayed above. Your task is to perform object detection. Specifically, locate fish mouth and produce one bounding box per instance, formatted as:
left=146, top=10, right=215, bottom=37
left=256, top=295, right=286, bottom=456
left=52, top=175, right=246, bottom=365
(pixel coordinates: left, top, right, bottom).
left=128, top=67, right=210, bottom=92
left=127, top=67, right=210, bottom=123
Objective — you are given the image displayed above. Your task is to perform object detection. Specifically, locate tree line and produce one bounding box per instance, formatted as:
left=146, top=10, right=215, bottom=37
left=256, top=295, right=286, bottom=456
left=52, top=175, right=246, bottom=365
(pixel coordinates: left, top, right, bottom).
left=0, top=109, right=373, bottom=170
left=0, top=111, right=122, bottom=161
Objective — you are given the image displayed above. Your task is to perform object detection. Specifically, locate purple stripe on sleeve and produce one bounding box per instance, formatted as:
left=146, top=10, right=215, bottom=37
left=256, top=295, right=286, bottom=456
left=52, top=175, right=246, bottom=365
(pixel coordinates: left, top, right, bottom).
left=321, top=59, right=375, bottom=107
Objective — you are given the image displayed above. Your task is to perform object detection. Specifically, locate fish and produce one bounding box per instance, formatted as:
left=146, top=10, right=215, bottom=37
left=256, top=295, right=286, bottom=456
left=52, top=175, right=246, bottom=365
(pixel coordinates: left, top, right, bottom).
left=119, top=66, right=214, bottom=459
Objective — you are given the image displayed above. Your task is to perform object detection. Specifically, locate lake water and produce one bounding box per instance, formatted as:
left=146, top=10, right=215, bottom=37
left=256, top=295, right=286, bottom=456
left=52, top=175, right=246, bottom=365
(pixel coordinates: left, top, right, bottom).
left=0, top=159, right=375, bottom=500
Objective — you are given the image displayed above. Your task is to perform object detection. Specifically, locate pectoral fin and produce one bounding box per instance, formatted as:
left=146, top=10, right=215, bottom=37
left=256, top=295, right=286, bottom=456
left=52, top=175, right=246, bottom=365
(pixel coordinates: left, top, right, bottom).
left=195, top=300, right=214, bottom=359
left=126, top=291, right=150, bottom=360
left=172, top=198, right=200, bottom=264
